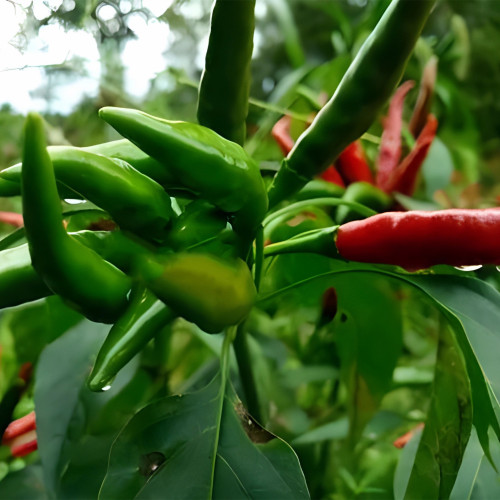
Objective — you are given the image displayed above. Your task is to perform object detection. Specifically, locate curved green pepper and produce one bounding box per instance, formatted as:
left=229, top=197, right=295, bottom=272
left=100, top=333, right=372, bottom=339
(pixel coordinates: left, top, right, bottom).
left=98, top=107, right=268, bottom=235
left=267, top=0, right=436, bottom=206
left=336, top=182, right=392, bottom=224
left=2, top=140, right=180, bottom=192
left=197, top=0, right=255, bottom=145
left=88, top=286, right=175, bottom=392
left=4, top=147, right=175, bottom=243
left=135, top=252, right=256, bottom=334
left=0, top=243, right=52, bottom=308
left=21, top=113, right=132, bottom=323
left=82, top=139, right=179, bottom=187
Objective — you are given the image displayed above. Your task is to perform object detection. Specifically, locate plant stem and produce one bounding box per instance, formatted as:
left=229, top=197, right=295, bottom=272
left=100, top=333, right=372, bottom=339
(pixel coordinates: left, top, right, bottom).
left=233, top=322, right=263, bottom=423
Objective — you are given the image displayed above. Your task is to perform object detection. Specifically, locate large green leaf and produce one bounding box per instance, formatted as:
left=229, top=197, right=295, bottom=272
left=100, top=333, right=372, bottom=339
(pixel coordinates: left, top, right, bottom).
left=403, top=324, right=472, bottom=499
left=34, top=320, right=146, bottom=499
left=259, top=265, right=500, bottom=494
left=407, top=274, right=500, bottom=457
left=99, top=372, right=310, bottom=499
left=0, top=465, right=48, bottom=500
left=34, top=321, right=108, bottom=497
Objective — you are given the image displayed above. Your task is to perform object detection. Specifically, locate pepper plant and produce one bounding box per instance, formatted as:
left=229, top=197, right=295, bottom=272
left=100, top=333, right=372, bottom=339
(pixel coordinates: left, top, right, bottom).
left=1, top=0, right=500, bottom=498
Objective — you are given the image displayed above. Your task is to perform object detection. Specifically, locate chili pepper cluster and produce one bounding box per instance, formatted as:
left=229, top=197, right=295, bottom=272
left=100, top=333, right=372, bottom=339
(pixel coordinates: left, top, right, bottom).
left=3, top=0, right=496, bottom=398
left=0, top=110, right=265, bottom=391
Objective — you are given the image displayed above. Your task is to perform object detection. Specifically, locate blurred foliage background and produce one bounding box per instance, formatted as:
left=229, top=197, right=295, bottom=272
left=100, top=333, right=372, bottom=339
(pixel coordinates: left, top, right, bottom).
left=1, top=0, right=500, bottom=181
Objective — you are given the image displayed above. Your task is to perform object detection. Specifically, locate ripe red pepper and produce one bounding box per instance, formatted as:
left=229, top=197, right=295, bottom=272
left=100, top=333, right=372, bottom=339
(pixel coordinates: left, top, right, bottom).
left=334, top=141, right=373, bottom=185
left=0, top=211, right=23, bottom=228
left=336, top=209, right=500, bottom=271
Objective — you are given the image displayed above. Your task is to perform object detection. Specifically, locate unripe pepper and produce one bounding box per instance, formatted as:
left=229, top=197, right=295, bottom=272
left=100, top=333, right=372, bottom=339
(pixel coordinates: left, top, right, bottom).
left=267, top=0, right=436, bottom=206
left=21, top=113, right=131, bottom=323
left=88, top=286, right=175, bottom=392
left=336, top=209, right=500, bottom=271
left=197, top=0, right=255, bottom=145
left=135, top=252, right=256, bottom=333
left=4, top=147, right=175, bottom=243
left=2, top=140, right=180, bottom=191
left=98, top=107, right=268, bottom=235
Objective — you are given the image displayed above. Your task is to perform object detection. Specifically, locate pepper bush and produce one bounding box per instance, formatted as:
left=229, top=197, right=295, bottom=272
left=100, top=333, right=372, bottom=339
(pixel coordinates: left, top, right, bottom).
left=1, top=1, right=500, bottom=499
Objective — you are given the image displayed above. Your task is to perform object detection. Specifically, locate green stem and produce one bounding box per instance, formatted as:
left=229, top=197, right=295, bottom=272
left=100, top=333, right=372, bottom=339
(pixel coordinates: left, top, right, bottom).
left=262, top=197, right=376, bottom=229
left=233, top=322, right=263, bottom=423
left=253, top=225, right=264, bottom=291
left=208, top=325, right=236, bottom=500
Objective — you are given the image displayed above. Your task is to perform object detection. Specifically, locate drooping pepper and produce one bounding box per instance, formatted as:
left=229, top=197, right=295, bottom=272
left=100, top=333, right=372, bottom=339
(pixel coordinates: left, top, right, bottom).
left=197, top=0, right=255, bottom=145
left=267, top=0, right=436, bottom=206
left=336, top=209, right=500, bottom=271
left=21, top=112, right=131, bottom=323
left=4, top=147, right=175, bottom=243
left=2, top=140, right=180, bottom=191
left=88, top=286, right=175, bottom=392
left=135, top=252, right=256, bottom=333
left=98, top=107, right=268, bottom=236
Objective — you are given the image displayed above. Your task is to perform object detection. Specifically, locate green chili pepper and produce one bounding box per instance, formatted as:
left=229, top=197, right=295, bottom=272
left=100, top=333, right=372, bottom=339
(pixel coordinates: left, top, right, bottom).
left=135, top=252, right=256, bottom=333
left=4, top=147, right=175, bottom=243
left=0, top=243, right=52, bottom=308
left=197, top=0, right=255, bottom=145
left=267, top=0, right=436, bottom=206
left=2, top=140, right=181, bottom=192
left=21, top=112, right=132, bottom=323
left=82, top=139, right=179, bottom=187
left=98, top=107, right=268, bottom=236
left=336, top=182, right=392, bottom=224
left=88, top=286, right=175, bottom=392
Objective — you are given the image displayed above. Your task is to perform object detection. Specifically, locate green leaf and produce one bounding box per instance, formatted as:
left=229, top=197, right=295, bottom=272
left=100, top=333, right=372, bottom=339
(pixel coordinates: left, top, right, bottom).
left=4, top=296, right=82, bottom=364
left=34, top=321, right=109, bottom=497
left=407, top=275, right=500, bottom=458
left=450, top=429, right=484, bottom=500
left=404, top=324, right=472, bottom=499
left=421, top=137, right=454, bottom=201
left=0, top=465, right=48, bottom=500
left=99, top=373, right=310, bottom=499
left=292, top=418, right=349, bottom=446
left=394, top=428, right=423, bottom=500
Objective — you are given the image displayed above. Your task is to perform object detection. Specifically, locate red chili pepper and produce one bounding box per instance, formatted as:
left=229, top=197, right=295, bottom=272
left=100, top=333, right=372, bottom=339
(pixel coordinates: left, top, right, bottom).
left=335, top=140, right=374, bottom=185
left=376, top=81, right=415, bottom=191
left=2, top=411, right=38, bottom=457
left=383, top=114, right=438, bottom=196
left=409, top=56, right=438, bottom=137
left=0, top=211, right=23, bottom=228
left=319, top=165, right=345, bottom=187
left=336, top=209, right=500, bottom=271
left=272, top=115, right=345, bottom=187
left=393, top=423, right=424, bottom=448
left=271, top=115, right=295, bottom=157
